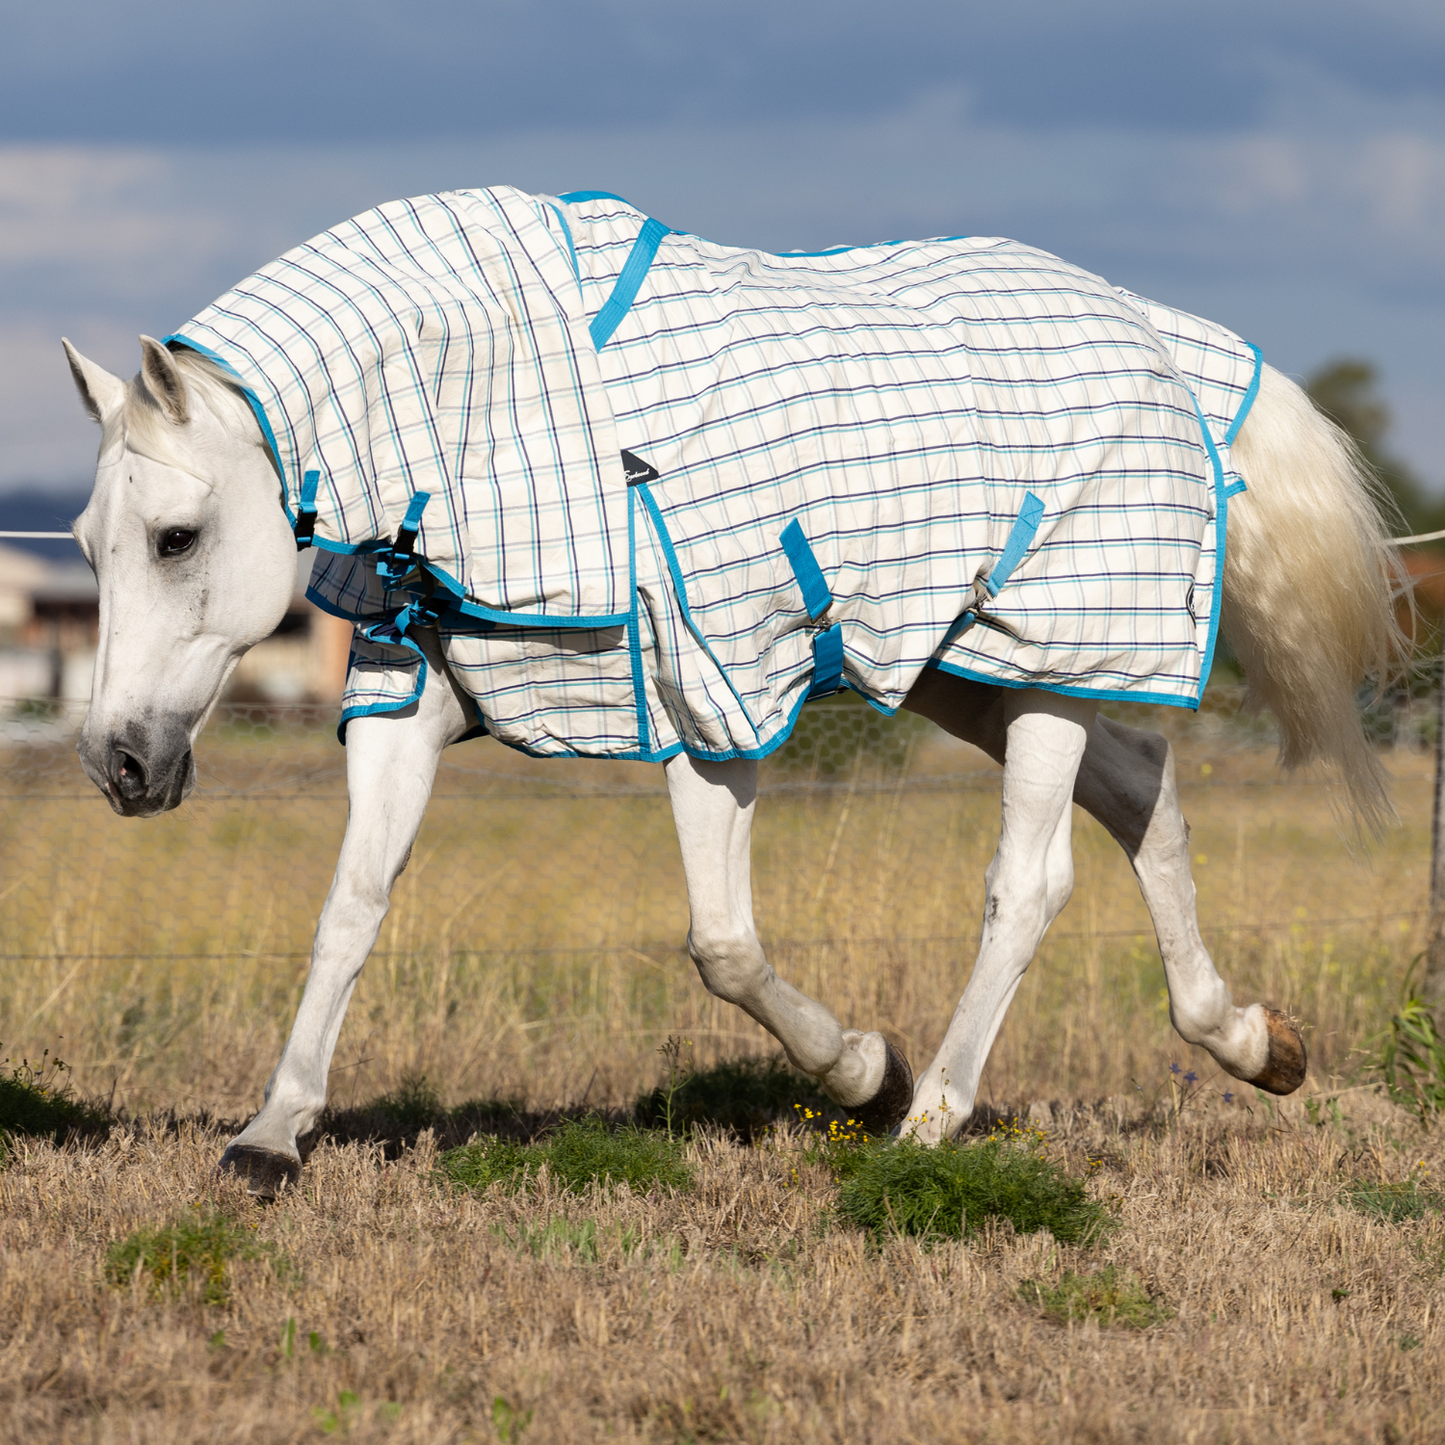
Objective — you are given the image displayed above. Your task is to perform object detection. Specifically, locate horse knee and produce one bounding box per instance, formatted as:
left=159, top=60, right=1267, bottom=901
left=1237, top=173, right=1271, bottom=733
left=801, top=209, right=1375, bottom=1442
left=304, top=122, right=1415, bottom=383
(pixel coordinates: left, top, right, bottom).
left=687, top=927, right=769, bottom=1005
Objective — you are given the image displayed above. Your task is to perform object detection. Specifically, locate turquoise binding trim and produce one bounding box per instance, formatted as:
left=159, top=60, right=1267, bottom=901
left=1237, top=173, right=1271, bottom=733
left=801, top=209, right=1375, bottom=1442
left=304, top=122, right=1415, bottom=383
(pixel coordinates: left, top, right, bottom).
left=779, top=519, right=832, bottom=619
left=1189, top=390, right=1231, bottom=708
left=164, top=332, right=368, bottom=558
left=408, top=557, right=629, bottom=630
left=489, top=678, right=817, bottom=765
left=590, top=217, right=672, bottom=351
left=558, top=190, right=630, bottom=204
left=1224, top=342, right=1263, bottom=446
left=167, top=335, right=624, bottom=611
left=161, top=334, right=288, bottom=497
left=1218, top=340, right=1260, bottom=501
left=930, top=388, right=1229, bottom=714
left=633, top=480, right=761, bottom=736
left=927, top=658, right=1203, bottom=710
left=338, top=625, right=429, bottom=744
left=626, top=486, right=650, bottom=756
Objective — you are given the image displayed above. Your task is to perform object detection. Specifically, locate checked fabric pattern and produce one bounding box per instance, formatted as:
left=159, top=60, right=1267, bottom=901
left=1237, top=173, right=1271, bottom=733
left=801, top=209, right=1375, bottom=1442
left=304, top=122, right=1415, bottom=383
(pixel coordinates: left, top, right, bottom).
left=169, top=187, right=1260, bottom=761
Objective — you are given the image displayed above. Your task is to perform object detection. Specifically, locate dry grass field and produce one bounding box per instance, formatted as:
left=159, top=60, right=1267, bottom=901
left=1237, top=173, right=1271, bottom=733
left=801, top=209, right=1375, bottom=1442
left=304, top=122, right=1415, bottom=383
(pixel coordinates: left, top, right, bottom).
left=2, top=693, right=1444, bottom=1441
left=4, top=1095, right=1444, bottom=1442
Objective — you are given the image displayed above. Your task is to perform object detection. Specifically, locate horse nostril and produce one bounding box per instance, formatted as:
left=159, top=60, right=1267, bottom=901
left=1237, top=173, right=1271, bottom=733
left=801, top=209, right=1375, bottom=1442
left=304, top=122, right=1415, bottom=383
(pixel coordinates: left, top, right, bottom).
left=113, top=750, right=148, bottom=800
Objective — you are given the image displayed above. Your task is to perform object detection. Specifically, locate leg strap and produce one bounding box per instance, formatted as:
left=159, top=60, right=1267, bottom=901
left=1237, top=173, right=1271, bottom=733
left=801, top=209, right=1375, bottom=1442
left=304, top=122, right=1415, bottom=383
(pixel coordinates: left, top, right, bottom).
left=780, top=518, right=847, bottom=699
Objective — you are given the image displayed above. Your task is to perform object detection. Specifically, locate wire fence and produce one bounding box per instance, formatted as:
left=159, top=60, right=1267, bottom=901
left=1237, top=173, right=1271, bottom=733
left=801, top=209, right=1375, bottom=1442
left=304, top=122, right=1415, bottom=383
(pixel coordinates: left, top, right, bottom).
left=0, top=685, right=1429, bottom=965
left=0, top=686, right=1432, bottom=1107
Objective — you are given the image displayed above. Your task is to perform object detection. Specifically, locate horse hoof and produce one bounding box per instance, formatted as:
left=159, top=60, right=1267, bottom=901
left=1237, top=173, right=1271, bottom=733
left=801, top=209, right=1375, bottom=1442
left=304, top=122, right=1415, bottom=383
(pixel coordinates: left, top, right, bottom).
left=217, top=1143, right=301, bottom=1199
left=1246, top=1008, right=1307, bottom=1096
left=851, top=1039, right=914, bottom=1135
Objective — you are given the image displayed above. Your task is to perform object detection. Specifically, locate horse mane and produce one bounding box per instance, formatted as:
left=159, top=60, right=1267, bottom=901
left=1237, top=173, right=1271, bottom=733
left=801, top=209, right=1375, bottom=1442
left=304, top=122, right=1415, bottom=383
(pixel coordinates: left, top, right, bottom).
left=104, top=347, right=261, bottom=472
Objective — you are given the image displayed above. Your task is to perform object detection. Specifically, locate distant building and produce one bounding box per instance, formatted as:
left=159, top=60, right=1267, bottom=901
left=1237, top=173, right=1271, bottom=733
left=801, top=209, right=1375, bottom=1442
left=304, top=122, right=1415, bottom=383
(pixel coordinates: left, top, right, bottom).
left=0, top=544, right=351, bottom=708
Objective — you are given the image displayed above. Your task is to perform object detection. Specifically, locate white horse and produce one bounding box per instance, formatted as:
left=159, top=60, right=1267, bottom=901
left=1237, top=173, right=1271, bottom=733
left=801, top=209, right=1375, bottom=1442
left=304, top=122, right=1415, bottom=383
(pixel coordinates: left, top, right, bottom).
left=62, top=300, right=1397, bottom=1195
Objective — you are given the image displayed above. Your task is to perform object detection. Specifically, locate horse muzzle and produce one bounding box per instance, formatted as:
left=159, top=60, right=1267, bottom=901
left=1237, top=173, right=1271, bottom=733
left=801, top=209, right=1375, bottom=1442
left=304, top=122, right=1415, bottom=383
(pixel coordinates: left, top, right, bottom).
left=78, top=718, right=197, bottom=818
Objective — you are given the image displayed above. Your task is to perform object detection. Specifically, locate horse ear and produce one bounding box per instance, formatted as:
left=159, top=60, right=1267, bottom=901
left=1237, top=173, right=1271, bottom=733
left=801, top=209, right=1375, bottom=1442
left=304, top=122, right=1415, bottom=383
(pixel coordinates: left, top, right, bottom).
left=137, top=335, right=190, bottom=424
left=62, top=339, right=126, bottom=425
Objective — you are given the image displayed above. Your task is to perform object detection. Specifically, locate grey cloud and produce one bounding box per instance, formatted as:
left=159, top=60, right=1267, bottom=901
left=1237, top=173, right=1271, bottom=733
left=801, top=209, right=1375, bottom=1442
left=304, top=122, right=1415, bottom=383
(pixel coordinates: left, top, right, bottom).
left=4, top=89, right=1443, bottom=490
left=2, top=0, right=1443, bottom=143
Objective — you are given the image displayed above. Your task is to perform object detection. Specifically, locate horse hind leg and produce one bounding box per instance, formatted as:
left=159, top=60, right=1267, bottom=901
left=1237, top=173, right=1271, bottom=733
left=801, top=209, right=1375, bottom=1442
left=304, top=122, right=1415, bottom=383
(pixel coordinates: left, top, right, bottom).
left=904, top=671, right=1307, bottom=1103
left=1074, top=715, right=1307, bottom=1095
left=665, top=752, right=914, bottom=1133
left=901, top=690, right=1095, bottom=1143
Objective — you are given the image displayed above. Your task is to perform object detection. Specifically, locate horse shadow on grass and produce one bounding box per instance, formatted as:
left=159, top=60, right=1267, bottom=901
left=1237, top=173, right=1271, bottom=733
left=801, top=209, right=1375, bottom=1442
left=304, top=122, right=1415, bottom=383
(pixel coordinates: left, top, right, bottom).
left=2, top=1050, right=1029, bottom=1165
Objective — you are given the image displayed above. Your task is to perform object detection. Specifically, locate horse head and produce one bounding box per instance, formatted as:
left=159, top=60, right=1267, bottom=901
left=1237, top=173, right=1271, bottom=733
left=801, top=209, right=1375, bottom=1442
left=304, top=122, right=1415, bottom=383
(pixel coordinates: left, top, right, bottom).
left=63, top=337, right=297, bottom=817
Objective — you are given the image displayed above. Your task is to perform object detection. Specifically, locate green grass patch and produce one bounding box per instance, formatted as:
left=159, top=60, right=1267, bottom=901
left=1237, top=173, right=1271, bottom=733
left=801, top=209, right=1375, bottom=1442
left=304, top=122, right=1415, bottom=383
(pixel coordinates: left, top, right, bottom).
left=1019, top=1266, right=1170, bottom=1328
left=440, top=1135, right=541, bottom=1192
left=501, top=1215, right=603, bottom=1263
left=105, top=1209, right=288, bottom=1305
left=493, top=1215, right=648, bottom=1264
left=1377, top=992, right=1445, bottom=1124
left=633, top=1054, right=831, bottom=1138
left=831, top=1136, right=1110, bottom=1246
left=1339, top=1177, right=1444, bottom=1224
left=0, top=1046, right=109, bottom=1158
left=440, top=1116, right=693, bottom=1196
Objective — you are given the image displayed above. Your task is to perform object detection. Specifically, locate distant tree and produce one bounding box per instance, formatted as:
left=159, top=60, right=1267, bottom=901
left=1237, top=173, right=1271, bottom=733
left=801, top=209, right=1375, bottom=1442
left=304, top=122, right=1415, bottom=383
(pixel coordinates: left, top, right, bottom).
left=1305, top=358, right=1433, bottom=535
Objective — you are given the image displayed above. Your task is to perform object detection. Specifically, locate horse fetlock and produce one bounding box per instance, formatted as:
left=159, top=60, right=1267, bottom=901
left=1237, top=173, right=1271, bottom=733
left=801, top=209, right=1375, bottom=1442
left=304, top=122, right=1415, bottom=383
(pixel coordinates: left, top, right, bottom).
left=1189, top=1003, right=1306, bottom=1095
left=220, top=1100, right=311, bottom=1198
left=852, top=1036, right=915, bottom=1135
left=237, top=1084, right=323, bottom=1155
left=818, top=1031, right=915, bottom=1135
left=816, top=1028, right=886, bottom=1107
left=1170, top=982, right=1247, bottom=1050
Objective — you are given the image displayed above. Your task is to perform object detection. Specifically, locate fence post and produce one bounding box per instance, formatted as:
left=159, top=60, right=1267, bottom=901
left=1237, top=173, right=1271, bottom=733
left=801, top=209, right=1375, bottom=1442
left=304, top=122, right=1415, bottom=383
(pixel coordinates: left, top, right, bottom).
left=1427, top=660, right=1445, bottom=1010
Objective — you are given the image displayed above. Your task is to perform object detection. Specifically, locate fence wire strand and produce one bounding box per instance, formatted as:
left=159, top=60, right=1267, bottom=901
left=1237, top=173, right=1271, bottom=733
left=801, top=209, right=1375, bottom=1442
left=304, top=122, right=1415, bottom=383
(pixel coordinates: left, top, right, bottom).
left=0, top=685, right=1427, bottom=974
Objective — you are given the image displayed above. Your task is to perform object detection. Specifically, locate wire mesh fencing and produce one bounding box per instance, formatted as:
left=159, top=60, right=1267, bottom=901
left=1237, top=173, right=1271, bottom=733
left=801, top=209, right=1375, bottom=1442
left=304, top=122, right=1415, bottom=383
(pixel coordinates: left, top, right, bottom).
left=0, top=686, right=1432, bottom=1112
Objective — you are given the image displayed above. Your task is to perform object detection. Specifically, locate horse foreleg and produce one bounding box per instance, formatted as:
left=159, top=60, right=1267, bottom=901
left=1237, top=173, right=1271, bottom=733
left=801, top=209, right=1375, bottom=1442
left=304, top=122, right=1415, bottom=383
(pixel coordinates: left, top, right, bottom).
left=900, top=690, right=1094, bottom=1142
left=1071, top=715, right=1307, bottom=1095
left=218, top=634, right=473, bottom=1195
left=665, top=752, right=914, bottom=1132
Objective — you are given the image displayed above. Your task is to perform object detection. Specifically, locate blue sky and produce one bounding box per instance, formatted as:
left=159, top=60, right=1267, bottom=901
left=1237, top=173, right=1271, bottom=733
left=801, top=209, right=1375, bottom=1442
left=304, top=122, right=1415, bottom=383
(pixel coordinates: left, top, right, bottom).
left=2, top=0, right=1441, bottom=491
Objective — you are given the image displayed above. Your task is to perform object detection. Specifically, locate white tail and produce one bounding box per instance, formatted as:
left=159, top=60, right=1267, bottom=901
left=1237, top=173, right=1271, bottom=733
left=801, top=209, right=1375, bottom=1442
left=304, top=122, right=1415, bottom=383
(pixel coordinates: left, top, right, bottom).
left=1223, top=363, right=1408, bottom=832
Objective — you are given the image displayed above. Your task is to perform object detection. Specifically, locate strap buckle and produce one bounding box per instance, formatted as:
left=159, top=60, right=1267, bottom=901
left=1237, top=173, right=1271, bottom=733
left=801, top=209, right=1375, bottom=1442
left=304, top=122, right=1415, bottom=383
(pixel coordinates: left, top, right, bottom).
left=293, top=469, right=320, bottom=551
left=376, top=491, right=433, bottom=586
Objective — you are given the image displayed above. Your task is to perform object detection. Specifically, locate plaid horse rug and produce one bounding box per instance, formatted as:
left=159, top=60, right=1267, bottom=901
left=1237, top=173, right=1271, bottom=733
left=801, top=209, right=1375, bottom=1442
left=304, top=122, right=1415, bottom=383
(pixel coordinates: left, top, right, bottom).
left=169, top=187, right=1260, bottom=761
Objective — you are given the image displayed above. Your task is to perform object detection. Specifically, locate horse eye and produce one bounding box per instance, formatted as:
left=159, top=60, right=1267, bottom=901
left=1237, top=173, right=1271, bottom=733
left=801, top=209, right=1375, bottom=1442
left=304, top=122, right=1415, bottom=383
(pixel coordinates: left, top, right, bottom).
left=159, top=528, right=197, bottom=557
